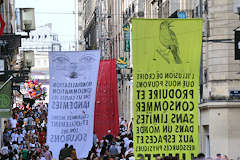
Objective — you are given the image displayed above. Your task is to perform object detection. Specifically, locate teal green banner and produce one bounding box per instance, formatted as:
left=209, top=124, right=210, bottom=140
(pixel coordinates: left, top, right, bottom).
left=0, top=78, right=12, bottom=109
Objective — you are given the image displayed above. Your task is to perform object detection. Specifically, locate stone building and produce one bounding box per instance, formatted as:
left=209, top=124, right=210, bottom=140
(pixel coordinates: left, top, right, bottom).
left=200, top=0, right=240, bottom=159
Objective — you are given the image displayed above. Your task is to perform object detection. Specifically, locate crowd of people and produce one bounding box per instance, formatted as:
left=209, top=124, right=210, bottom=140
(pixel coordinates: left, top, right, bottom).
left=1, top=102, right=51, bottom=160
left=85, top=117, right=133, bottom=160
left=0, top=102, right=238, bottom=160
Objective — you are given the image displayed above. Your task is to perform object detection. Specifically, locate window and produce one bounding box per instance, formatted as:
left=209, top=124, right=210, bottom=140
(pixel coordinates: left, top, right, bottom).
left=195, top=6, right=199, bottom=17
left=204, top=0, right=208, bottom=14
left=36, top=60, right=40, bottom=66
left=44, top=59, right=47, bottom=66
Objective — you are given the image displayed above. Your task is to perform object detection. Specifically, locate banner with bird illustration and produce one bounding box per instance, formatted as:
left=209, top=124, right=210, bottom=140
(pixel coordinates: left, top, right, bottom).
left=132, top=19, right=203, bottom=160
left=47, top=51, right=100, bottom=159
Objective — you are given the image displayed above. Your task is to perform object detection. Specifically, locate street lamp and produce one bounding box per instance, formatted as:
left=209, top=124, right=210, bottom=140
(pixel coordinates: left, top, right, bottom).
left=16, top=8, right=36, bottom=38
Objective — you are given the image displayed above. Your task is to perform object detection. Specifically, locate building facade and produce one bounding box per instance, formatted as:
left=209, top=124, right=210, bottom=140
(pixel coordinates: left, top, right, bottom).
left=75, top=0, right=85, bottom=51
left=200, top=0, right=240, bottom=159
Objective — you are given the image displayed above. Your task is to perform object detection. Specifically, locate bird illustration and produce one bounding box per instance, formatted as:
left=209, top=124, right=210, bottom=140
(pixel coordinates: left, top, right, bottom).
left=156, top=21, right=182, bottom=64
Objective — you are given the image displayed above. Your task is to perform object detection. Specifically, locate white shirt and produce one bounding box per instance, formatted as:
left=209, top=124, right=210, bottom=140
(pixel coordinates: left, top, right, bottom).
left=11, top=133, right=18, bottom=142
left=125, top=147, right=133, bottom=157
left=17, top=134, right=24, bottom=144
left=11, top=119, right=18, bottom=129
left=28, top=129, right=35, bottom=134
left=96, top=147, right=101, bottom=157
left=123, top=137, right=129, bottom=149
left=23, top=118, right=28, bottom=125
left=29, top=142, right=35, bottom=151
left=22, top=129, right=27, bottom=136
left=1, top=146, right=9, bottom=155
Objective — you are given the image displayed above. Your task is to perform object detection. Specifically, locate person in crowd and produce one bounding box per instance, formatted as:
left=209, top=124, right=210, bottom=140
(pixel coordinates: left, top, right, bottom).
left=21, top=145, right=29, bottom=160
left=38, top=127, right=46, bottom=146
left=1, top=141, right=9, bottom=159
left=127, top=118, right=133, bottom=137
left=11, top=129, right=18, bottom=143
left=215, top=153, right=222, bottom=160
left=222, top=155, right=229, bottom=160
left=10, top=115, right=18, bottom=129
left=43, top=145, right=52, bottom=160
left=105, top=130, right=114, bottom=143
left=95, top=142, right=102, bottom=158
left=3, top=128, right=10, bottom=145
left=38, top=152, right=46, bottom=160
left=93, top=131, right=98, bottom=146
left=124, top=142, right=133, bottom=159
left=109, top=139, right=119, bottom=157
left=120, top=117, right=125, bottom=125
left=13, top=149, right=19, bottom=160
left=64, top=145, right=74, bottom=159
left=17, top=129, right=24, bottom=145
left=4, top=120, right=8, bottom=130
left=59, top=143, right=69, bottom=160
left=71, top=147, right=78, bottom=160
left=196, top=153, right=205, bottom=160
left=29, top=139, right=36, bottom=154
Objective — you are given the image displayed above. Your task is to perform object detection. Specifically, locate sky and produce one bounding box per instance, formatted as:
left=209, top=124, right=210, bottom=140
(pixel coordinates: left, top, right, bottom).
left=15, top=0, right=76, bottom=50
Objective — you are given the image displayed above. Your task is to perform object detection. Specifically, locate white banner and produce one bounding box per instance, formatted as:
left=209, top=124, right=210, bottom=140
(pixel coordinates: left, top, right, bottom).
left=47, top=51, right=100, bottom=159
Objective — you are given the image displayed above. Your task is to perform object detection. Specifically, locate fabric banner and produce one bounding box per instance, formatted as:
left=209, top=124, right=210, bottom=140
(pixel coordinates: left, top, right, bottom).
left=0, top=77, right=12, bottom=118
left=0, top=77, right=12, bottom=109
left=94, top=60, right=119, bottom=140
left=47, top=51, right=100, bottom=159
left=132, top=19, right=202, bottom=160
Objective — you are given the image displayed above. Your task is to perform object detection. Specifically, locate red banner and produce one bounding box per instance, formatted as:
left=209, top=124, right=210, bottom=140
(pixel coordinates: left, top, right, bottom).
left=94, top=60, right=119, bottom=140
left=0, top=14, right=5, bottom=35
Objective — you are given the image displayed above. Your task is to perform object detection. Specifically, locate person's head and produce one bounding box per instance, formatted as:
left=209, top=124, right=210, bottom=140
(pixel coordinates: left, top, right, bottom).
left=31, top=139, right=35, bottom=143
left=216, top=153, right=222, bottom=159
left=222, top=155, right=229, bottom=160
left=197, top=153, right=205, bottom=159
left=44, top=145, right=49, bottom=151
left=65, top=143, right=68, bottom=148
left=129, top=142, right=133, bottom=148
left=69, top=145, right=73, bottom=149
left=108, top=130, right=111, bottom=134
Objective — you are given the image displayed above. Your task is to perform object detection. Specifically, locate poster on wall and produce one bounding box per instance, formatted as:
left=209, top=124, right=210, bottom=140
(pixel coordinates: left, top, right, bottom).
left=47, top=51, right=100, bottom=159
left=132, top=19, right=203, bottom=160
